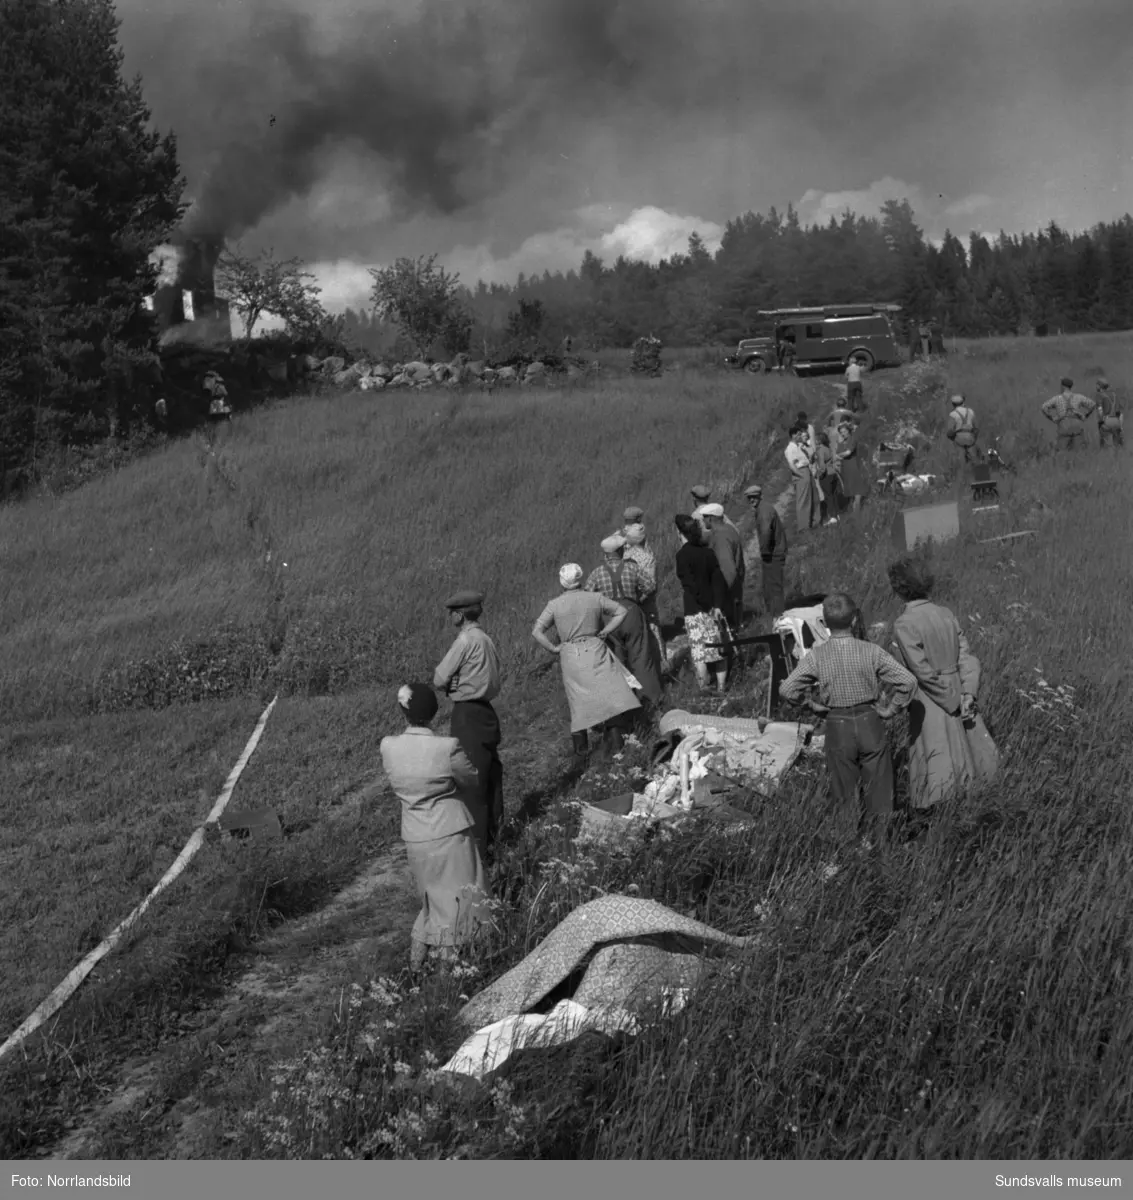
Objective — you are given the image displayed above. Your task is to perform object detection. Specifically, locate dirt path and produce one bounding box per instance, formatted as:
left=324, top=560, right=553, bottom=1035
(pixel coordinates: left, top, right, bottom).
left=45, top=845, right=412, bottom=1160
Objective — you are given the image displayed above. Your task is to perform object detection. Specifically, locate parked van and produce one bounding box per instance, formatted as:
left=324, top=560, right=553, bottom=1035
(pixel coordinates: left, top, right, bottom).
left=763, top=305, right=901, bottom=372
left=725, top=304, right=901, bottom=374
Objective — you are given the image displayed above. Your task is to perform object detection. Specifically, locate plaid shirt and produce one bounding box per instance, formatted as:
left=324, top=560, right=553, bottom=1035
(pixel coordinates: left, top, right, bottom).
left=1042, top=391, right=1096, bottom=425
left=622, top=543, right=657, bottom=596
left=779, top=634, right=917, bottom=710
left=586, top=558, right=648, bottom=605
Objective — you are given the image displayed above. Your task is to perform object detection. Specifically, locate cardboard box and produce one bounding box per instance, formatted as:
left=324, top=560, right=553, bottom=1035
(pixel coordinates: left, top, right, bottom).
left=891, top=500, right=960, bottom=553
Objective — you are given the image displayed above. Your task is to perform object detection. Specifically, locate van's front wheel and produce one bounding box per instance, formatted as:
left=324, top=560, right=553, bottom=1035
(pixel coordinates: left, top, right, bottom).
left=849, top=350, right=875, bottom=372
left=744, top=356, right=767, bottom=374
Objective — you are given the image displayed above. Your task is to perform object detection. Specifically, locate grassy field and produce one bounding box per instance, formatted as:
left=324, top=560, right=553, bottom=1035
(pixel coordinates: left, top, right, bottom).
left=2, top=332, right=1133, bottom=1158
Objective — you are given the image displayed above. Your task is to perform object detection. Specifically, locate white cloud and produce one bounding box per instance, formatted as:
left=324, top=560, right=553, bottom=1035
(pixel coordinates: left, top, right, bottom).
left=600, top=205, right=724, bottom=262
left=443, top=204, right=724, bottom=289
left=796, top=176, right=927, bottom=227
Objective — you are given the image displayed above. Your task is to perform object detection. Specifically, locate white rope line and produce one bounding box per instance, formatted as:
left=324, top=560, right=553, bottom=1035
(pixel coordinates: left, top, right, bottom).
left=0, top=694, right=279, bottom=1066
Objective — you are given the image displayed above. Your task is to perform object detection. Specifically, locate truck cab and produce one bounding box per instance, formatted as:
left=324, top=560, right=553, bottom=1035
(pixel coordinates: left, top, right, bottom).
left=724, top=334, right=777, bottom=373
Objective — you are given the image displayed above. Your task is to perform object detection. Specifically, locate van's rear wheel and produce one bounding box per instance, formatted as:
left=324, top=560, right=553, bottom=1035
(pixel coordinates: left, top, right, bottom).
left=850, top=350, right=875, bottom=372
left=744, top=356, right=766, bottom=374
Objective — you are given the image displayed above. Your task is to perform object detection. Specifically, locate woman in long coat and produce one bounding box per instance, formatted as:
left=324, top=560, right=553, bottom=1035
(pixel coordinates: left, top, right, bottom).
left=888, top=557, right=992, bottom=809
left=785, top=426, right=822, bottom=531
left=674, top=513, right=731, bottom=693
left=379, top=683, right=491, bottom=971
left=532, top=563, right=641, bottom=759
left=836, top=418, right=870, bottom=512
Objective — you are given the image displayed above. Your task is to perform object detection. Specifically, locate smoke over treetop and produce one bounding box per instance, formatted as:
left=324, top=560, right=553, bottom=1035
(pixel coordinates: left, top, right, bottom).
left=118, top=0, right=1133, bottom=274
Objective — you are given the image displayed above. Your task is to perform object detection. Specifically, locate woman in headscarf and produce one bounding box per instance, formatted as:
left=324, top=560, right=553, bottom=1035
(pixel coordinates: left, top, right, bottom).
left=379, top=683, right=491, bottom=972
left=621, top=515, right=667, bottom=669
left=888, top=557, right=989, bottom=809
left=835, top=416, right=870, bottom=512
left=532, top=564, right=641, bottom=759
left=674, top=513, right=731, bottom=693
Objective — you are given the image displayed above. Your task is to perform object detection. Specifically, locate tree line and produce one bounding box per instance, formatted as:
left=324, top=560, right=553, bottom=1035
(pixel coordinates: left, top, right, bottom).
left=335, top=202, right=1133, bottom=357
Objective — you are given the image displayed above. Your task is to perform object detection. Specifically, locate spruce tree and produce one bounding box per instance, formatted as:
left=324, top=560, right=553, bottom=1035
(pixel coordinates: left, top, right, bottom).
left=0, top=0, right=183, bottom=479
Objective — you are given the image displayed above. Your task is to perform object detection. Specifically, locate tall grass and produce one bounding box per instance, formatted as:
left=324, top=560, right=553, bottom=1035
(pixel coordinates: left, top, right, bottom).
left=2, top=331, right=1132, bottom=1158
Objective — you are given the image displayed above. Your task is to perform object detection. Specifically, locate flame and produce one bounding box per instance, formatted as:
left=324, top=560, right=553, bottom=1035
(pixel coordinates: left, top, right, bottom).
left=149, top=244, right=182, bottom=289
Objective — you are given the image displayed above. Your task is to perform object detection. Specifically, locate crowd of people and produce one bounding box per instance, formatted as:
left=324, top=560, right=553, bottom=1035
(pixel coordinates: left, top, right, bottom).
left=376, top=482, right=1006, bottom=970
left=376, top=364, right=1128, bottom=970
left=783, top=405, right=870, bottom=531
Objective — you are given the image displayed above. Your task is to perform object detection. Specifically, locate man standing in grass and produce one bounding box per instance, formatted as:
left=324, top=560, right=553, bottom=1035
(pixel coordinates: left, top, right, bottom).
left=434, top=590, right=503, bottom=861
left=844, top=357, right=864, bottom=413
left=778, top=593, right=916, bottom=839
left=945, top=394, right=979, bottom=463
left=1096, top=379, right=1123, bottom=449
left=1041, top=377, right=1096, bottom=453
left=744, top=484, right=788, bottom=620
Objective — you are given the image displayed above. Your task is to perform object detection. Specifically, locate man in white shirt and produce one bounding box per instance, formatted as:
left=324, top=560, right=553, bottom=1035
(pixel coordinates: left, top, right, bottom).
left=845, top=358, right=864, bottom=412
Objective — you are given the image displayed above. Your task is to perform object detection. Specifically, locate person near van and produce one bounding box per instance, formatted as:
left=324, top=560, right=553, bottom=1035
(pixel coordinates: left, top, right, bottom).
left=1041, top=377, right=1096, bottom=452
left=782, top=337, right=798, bottom=374
left=845, top=358, right=864, bottom=412
left=945, top=394, right=979, bottom=463
left=1096, top=379, right=1123, bottom=448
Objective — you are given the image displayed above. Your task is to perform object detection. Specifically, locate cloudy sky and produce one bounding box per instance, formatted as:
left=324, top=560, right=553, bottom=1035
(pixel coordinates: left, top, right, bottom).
left=119, top=0, right=1133, bottom=312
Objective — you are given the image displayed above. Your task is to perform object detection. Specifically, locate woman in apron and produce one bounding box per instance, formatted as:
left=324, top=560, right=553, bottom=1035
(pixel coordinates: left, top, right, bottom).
left=586, top=538, right=665, bottom=709
left=531, top=564, right=642, bottom=760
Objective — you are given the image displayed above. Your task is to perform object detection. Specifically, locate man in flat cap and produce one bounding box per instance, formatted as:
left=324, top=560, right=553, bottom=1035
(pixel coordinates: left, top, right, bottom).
left=621, top=506, right=667, bottom=668
left=586, top=533, right=664, bottom=710
left=1041, top=376, right=1095, bottom=453
left=744, top=484, right=788, bottom=620
left=700, top=503, right=746, bottom=630
left=434, top=589, right=503, bottom=860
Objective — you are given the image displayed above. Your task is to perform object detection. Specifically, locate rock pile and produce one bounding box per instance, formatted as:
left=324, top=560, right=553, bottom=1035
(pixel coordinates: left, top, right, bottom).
left=631, top=335, right=663, bottom=376
left=297, top=351, right=602, bottom=393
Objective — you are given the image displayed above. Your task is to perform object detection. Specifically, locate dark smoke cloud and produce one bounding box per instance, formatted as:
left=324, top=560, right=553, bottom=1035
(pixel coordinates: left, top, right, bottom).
left=118, top=0, right=1133, bottom=257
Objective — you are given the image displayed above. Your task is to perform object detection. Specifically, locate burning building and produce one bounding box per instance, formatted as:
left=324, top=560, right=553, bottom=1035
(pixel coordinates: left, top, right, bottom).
left=145, top=235, right=233, bottom=346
